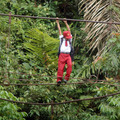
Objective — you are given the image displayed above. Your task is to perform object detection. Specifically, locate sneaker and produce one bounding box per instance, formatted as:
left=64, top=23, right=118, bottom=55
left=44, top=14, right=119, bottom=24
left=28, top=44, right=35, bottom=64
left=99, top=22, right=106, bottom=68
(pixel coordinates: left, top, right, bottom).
left=57, top=81, right=61, bottom=86
left=63, top=79, right=67, bottom=84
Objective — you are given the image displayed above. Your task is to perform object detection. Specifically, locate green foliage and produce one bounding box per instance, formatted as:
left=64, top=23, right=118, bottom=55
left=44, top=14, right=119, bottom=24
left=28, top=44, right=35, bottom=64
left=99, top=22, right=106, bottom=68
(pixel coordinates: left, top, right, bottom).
left=80, top=95, right=93, bottom=107
left=95, top=86, right=120, bottom=120
left=22, top=80, right=110, bottom=120
left=24, top=28, right=59, bottom=70
left=100, top=34, right=120, bottom=77
left=0, top=86, right=27, bottom=120
left=0, top=0, right=56, bottom=17
left=76, top=34, right=120, bottom=79
left=2, top=0, right=120, bottom=120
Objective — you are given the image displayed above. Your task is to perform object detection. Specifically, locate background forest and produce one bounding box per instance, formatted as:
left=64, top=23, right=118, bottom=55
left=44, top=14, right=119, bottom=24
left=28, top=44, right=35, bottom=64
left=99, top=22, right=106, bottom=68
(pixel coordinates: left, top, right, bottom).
left=0, top=0, right=120, bottom=120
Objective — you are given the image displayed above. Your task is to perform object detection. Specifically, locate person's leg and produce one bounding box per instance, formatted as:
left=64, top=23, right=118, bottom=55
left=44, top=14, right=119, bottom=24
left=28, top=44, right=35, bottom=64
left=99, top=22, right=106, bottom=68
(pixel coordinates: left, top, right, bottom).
left=64, top=55, right=72, bottom=81
left=57, top=54, right=66, bottom=82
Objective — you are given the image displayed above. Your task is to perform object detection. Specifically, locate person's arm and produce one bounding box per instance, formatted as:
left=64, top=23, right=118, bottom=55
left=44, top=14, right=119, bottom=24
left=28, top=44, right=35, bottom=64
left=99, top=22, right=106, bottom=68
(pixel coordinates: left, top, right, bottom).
left=56, top=18, right=62, bottom=35
left=63, top=19, right=70, bottom=32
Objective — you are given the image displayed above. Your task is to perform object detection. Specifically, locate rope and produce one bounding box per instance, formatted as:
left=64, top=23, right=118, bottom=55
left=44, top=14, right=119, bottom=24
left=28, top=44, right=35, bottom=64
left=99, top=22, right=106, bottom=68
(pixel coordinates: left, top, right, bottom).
left=1, top=80, right=120, bottom=86
left=1, top=72, right=120, bottom=86
left=0, top=91, right=120, bottom=106
left=0, top=81, right=87, bottom=86
left=0, top=13, right=120, bottom=25
left=2, top=77, right=120, bottom=83
left=6, top=78, right=120, bottom=83
left=1, top=71, right=120, bottom=82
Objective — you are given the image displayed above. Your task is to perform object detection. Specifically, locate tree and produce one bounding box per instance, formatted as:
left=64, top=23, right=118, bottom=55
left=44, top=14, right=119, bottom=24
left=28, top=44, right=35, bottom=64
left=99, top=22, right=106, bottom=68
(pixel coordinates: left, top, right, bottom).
left=79, top=0, right=120, bottom=56
left=0, top=86, right=27, bottom=120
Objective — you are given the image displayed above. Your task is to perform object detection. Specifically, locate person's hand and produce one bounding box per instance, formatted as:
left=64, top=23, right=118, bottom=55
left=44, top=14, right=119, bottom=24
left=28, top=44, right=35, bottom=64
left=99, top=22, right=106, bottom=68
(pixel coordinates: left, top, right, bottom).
left=63, top=18, right=67, bottom=23
left=56, top=17, right=59, bottom=23
left=72, top=61, right=75, bottom=66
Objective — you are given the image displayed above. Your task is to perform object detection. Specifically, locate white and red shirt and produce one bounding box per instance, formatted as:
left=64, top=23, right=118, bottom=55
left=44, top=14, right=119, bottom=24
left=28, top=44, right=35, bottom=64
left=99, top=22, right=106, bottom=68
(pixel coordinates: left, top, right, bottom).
left=59, top=35, right=72, bottom=53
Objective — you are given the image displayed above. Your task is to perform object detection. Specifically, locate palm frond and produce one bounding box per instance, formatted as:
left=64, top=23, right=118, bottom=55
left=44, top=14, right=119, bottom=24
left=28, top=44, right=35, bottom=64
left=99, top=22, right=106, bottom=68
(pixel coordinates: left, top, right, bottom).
left=79, top=0, right=120, bottom=56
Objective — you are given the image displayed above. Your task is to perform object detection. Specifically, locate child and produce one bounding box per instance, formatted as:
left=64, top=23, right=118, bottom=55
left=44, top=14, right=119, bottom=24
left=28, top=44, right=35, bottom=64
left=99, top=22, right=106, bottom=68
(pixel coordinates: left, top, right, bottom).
left=56, top=18, right=74, bottom=86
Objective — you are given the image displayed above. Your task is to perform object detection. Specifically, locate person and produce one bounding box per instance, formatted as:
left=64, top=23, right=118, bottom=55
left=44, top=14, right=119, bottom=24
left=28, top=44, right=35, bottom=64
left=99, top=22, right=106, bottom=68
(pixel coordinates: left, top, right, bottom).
left=56, top=18, right=74, bottom=86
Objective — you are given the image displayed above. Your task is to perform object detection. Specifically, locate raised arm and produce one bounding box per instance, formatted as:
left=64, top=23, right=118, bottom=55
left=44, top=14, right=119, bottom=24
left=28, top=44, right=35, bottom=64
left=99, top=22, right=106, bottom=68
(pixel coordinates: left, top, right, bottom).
left=63, top=19, right=70, bottom=32
left=56, top=18, right=62, bottom=35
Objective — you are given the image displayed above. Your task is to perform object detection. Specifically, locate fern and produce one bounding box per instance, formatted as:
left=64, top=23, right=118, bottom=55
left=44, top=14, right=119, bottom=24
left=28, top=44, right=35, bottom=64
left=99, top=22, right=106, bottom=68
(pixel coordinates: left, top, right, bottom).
left=24, top=28, right=59, bottom=66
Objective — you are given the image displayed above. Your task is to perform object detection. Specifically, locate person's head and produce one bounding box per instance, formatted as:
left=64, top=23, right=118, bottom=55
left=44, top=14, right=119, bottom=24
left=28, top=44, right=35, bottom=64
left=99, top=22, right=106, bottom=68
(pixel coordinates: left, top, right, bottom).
left=63, top=31, right=72, bottom=40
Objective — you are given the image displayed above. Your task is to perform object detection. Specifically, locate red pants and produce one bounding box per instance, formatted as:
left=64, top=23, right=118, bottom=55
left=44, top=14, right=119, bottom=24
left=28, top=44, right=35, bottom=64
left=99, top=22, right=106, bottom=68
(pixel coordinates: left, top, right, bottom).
left=57, top=53, right=72, bottom=82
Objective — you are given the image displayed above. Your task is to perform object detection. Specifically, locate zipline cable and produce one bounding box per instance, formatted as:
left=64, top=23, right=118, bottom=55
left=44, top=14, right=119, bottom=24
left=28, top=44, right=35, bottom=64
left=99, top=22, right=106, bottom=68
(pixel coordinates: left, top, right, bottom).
left=0, top=91, right=120, bottom=106
left=0, top=13, right=120, bottom=25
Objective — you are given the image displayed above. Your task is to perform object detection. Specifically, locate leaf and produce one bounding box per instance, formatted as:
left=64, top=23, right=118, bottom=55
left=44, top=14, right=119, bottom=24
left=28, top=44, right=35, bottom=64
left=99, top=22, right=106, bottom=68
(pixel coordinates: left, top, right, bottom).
left=78, top=0, right=120, bottom=55
left=22, top=63, right=31, bottom=69
left=109, top=38, right=117, bottom=43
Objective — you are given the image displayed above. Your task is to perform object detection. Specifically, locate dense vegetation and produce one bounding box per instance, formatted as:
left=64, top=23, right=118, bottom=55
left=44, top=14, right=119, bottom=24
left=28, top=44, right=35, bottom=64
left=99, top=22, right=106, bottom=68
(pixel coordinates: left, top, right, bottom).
left=0, top=0, right=120, bottom=120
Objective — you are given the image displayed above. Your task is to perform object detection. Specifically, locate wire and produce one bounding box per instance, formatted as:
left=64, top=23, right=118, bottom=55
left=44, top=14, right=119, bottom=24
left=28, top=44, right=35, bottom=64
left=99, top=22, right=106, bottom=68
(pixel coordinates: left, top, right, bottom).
left=0, top=13, right=120, bottom=25
left=1, top=80, right=120, bottom=86
left=0, top=91, right=120, bottom=106
left=1, top=71, right=120, bottom=83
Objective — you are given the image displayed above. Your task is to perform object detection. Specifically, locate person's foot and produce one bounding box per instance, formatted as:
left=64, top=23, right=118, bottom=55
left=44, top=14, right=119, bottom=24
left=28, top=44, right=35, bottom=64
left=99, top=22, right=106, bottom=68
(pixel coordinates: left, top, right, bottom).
left=63, top=79, right=67, bottom=84
left=57, top=81, right=61, bottom=86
